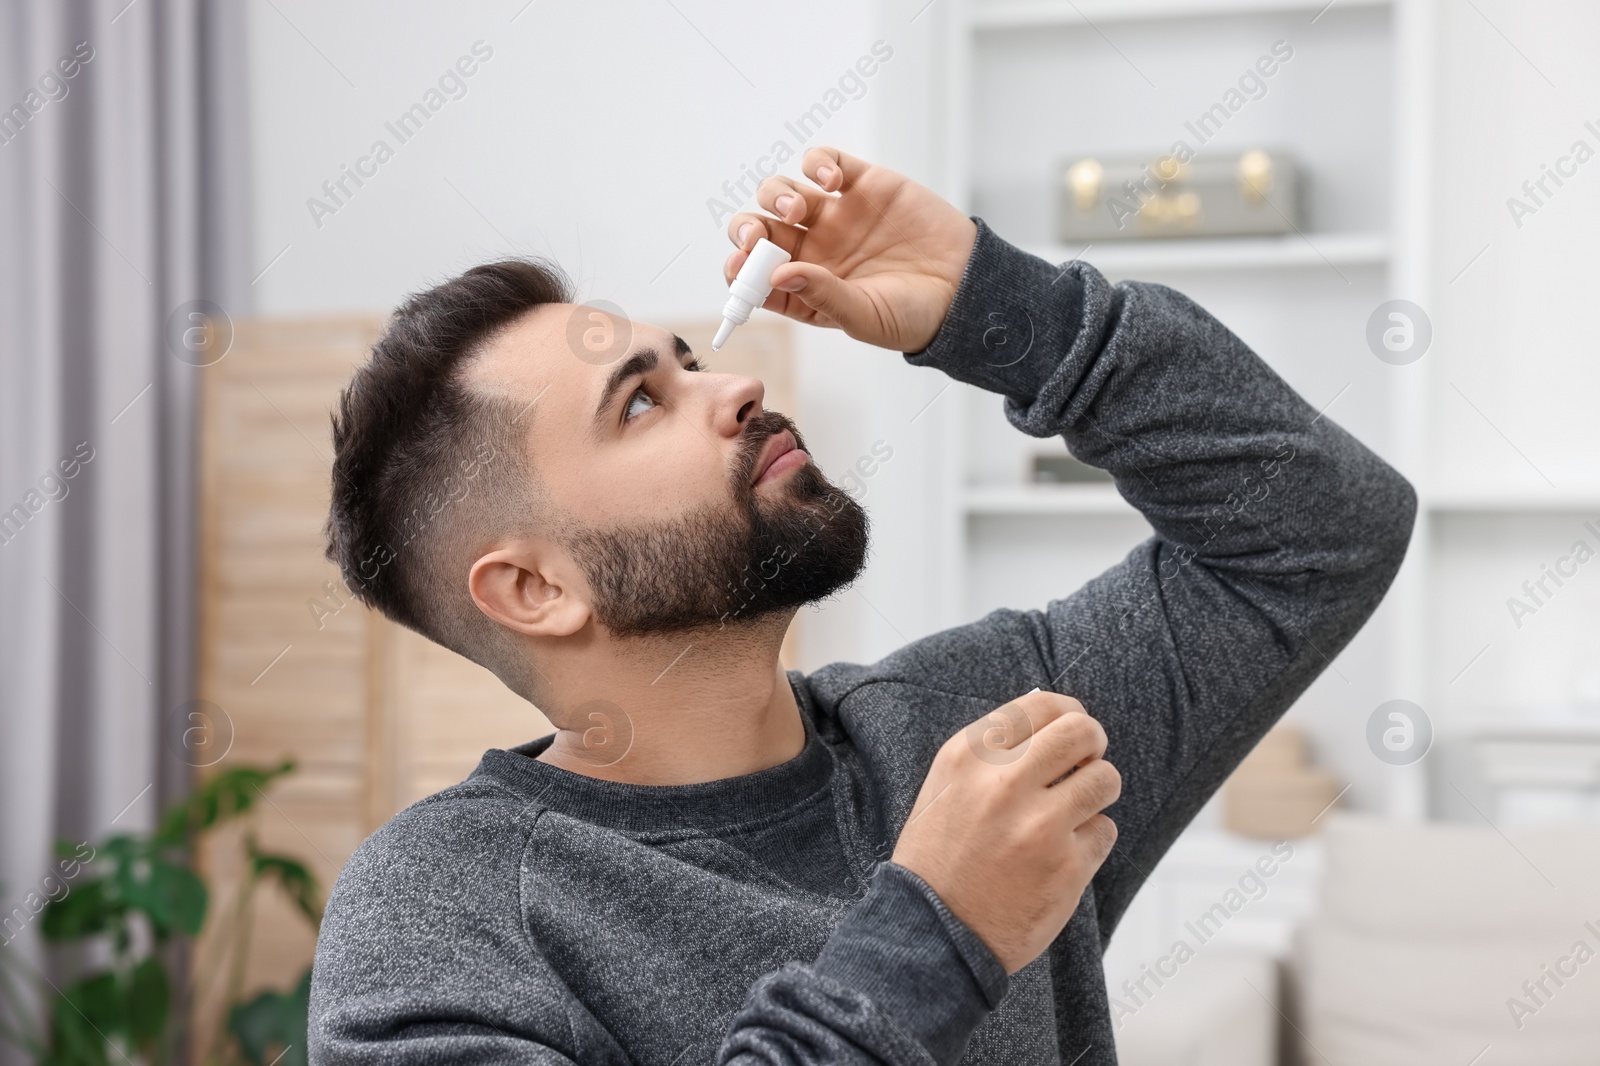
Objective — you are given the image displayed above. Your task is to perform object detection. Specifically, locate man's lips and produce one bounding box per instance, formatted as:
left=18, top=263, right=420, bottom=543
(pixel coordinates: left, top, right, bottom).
left=751, top=430, right=806, bottom=486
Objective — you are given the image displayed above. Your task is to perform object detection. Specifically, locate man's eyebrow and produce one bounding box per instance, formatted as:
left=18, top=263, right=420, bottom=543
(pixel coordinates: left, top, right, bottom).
left=591, top=334, right=694, bottom=432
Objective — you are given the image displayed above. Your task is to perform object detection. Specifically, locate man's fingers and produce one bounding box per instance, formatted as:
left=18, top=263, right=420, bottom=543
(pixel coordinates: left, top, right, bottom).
left=724, top=211, right=805, bottom=253
left=722, top=213, right=805, bottom=283
left=966, top=689, right=1088, bottom=760
left=765, top=261, right=879, bottom=333
left=1074, top=812, right=1119, bottom=862
left=1021, top=702, right=1106, bottom=788
left=803, top=145, right=872, bottom=195
left=756, top=175, right=833, bottom=229
left=1009, top=689, right=1080, bottom=735
left=1052, top=758, right=1122, bottom=829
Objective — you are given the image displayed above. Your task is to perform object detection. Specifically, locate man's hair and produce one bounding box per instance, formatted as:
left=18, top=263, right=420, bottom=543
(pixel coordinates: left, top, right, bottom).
left=325, top=258, right=574, bottom=699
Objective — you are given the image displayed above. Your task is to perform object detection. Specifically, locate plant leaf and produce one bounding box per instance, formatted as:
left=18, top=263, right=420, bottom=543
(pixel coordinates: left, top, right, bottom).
left=116, top=859, right=207, bottom=939
left=155, top=761, right=295, bottom=844
left=248, top=846, right=324, bottom=928
left=94, top=835, right=140, bottom=867
left=47, top=971, right=120, bottom=1066
left=39, top=879, right=123, bottom=943
left=227, top=968, right=311, bottom=1066
left=126, top=957, right=169, bottom=1049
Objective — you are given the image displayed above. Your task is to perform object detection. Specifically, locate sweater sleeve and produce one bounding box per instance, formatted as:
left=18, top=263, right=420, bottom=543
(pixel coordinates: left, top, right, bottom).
left=716, top=862, right=1007, bottom=1066
left=876, top=216, right=1416, bottom=934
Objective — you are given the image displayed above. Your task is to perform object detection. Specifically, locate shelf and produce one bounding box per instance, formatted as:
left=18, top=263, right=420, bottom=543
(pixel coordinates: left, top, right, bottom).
left=1022, top=232, right=1390, bottom=275
left=1447, top=713, right=1600, bottom=741
left=1426, top=491, right=1600, bottom=514
left=964, top=483, right=1134, bottom=516
left=967, top=485, right=1600, bottom=519
left=970, top=0, right=1390, bottom=30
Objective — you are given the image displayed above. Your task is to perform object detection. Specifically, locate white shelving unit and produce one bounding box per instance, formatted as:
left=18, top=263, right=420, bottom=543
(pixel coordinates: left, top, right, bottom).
left=909, top=0, right=1431, bottom=1009
left=928, top=0, right=1429, bottom=822
left=916, top=0, right=1600, bottom=826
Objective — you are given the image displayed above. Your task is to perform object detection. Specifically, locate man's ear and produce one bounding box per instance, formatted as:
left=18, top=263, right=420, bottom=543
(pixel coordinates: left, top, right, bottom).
left=469, top=541, right=591, bottom=638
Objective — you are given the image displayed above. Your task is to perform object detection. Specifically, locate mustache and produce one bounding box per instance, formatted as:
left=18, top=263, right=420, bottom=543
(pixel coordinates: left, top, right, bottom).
left=734, top=410, right=807, bottom=488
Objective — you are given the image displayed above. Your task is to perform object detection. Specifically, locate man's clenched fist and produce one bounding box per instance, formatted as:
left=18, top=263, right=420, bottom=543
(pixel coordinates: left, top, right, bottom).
left=890, top=690, right=1121, bottom=975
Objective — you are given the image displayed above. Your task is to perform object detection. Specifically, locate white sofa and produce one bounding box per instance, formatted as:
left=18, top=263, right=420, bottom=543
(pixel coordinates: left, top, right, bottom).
left=1113, top=949, right=1279, bottom=1066
left=1291, top=814, right=1600, bottom=1065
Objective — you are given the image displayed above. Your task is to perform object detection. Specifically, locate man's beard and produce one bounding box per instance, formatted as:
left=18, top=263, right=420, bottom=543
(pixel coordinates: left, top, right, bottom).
left=560, top=411, right=870, bottom=639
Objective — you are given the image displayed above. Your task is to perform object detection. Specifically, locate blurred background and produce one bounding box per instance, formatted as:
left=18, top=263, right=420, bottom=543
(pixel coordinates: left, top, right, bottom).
left=2, top=0, right=1599, bottom=1063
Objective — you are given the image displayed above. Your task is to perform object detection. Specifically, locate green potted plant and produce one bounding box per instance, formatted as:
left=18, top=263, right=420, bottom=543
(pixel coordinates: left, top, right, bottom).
left=0, top=761, right=323, bottom=1065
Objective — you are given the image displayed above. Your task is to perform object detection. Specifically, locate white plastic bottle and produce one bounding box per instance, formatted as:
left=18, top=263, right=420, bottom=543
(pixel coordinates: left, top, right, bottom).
left=712, top=238, right=792, bottom=350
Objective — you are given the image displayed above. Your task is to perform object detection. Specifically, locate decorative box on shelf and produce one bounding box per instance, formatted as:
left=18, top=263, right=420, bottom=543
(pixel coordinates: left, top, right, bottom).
left=1031, top=453, right=1112, bottom=484
left=1057, top=149, right=1302, bottom=242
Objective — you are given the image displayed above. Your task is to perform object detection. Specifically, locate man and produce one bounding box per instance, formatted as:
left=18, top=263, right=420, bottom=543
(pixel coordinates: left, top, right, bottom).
left=308, top=146, right=1415, bottom=1065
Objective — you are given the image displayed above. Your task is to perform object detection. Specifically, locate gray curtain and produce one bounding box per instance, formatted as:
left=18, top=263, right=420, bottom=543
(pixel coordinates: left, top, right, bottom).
left=0, top=0, right=249, bottom=1055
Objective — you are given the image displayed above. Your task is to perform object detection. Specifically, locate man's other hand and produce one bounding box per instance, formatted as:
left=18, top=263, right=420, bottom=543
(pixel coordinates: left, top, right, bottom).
left=722, top=146, right=979, bottom=353
left=890, top=690, right=1121, bottom=975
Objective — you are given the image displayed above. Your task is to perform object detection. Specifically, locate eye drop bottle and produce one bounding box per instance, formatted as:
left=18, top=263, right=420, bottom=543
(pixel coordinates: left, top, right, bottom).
left=713, top=238, right=792, bottom=350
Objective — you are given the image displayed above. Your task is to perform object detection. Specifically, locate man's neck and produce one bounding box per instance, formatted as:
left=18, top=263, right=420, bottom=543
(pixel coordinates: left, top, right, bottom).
left=531, top=614, right=805, bottom=786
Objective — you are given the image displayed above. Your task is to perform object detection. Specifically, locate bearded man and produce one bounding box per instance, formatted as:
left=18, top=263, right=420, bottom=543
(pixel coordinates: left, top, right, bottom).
left=308, top=146, right=1415, bottom=1066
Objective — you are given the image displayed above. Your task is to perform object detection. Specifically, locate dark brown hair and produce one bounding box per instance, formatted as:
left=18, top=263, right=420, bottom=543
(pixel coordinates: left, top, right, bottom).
left=325, top=258, right=574, bottom=695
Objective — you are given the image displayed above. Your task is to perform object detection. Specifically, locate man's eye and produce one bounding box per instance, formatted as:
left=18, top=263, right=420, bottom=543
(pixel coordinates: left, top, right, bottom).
left=622, top=359, right=699, bottom=423
left=624, top=388, right=658, bottom=421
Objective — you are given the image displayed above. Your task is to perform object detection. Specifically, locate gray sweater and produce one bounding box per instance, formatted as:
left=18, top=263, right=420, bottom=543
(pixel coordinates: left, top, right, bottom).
left=308, top=217, right=1416, bottom=1065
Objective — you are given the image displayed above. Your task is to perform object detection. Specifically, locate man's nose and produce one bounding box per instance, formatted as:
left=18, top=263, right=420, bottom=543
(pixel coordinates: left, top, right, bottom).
left=713, top=374, right=766, bottom=439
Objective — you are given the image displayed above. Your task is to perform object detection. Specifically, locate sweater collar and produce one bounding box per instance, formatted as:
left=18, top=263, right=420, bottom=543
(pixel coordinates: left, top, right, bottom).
left=471, top=673, right=834, bottom=834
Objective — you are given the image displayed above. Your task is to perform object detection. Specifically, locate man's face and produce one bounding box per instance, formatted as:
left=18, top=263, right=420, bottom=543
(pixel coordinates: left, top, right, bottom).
left=468, top=303, right=869, bottom=637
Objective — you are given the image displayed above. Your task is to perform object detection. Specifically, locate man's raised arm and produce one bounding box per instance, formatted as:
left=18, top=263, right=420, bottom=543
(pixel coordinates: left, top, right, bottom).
left=731, top=140, right=1413, bottom=945
left=887, top=213, right=1417, bottom=932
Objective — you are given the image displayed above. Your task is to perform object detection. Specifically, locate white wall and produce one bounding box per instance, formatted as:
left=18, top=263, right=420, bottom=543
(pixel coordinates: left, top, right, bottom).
left=1419, top=0, right=1600, bottom=820
left=1424, top=0, right=1600, bottom=699
left=247, top=0, right=878, bottom=321
left=1427, top=0, right=1600, bottom=500
left=244, top=0, right=960, bottom=673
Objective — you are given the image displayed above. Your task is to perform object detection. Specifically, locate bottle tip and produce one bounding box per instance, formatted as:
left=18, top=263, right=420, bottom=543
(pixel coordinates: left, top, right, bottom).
left=712, top=318, right=735, bottom=351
